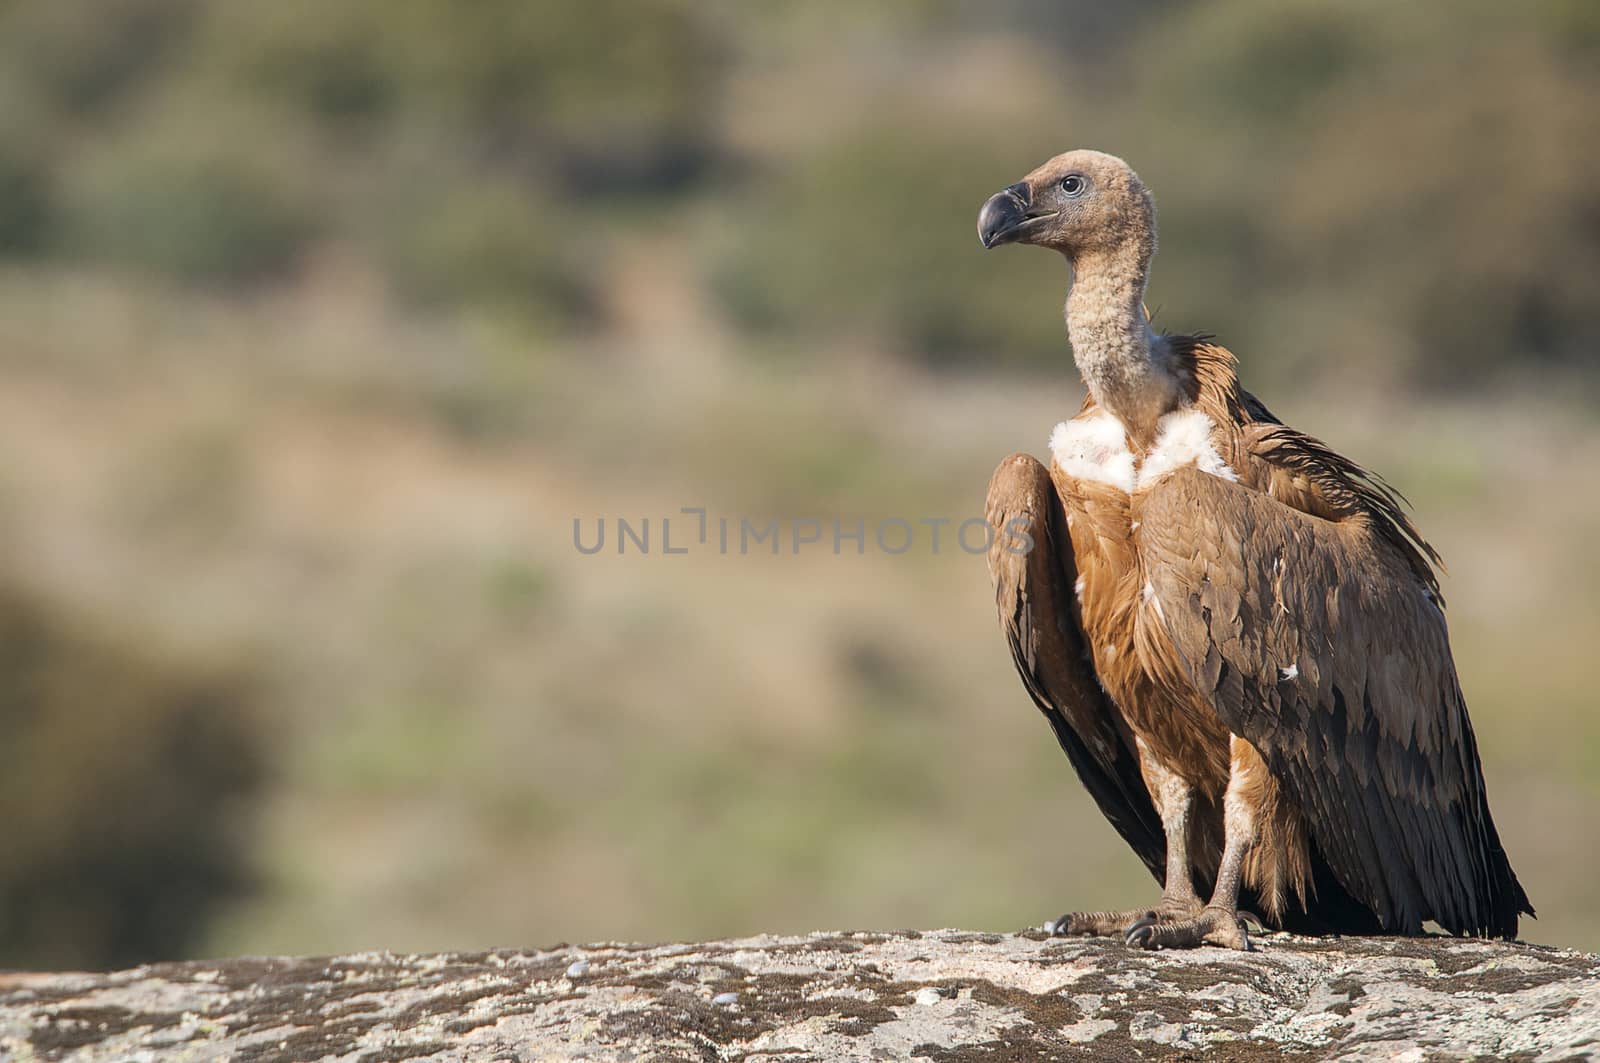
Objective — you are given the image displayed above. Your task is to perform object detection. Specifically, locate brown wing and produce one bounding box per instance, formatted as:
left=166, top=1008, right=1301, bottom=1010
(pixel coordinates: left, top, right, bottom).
left=1136, top=463, right=1532, bottom=937
left=986, top=454, right=1166, bottom=881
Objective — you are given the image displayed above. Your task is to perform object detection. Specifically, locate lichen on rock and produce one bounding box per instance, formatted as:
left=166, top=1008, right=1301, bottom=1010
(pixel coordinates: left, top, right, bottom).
left=2, top=930, right=1597, bottom=1061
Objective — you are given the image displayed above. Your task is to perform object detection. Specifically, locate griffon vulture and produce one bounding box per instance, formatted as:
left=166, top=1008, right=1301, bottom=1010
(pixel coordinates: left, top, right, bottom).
left=976, top=150, right=1531, bottom=949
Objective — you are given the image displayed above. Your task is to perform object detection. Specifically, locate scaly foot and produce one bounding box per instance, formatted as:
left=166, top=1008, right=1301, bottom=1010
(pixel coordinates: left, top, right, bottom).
left=1044, top=896, right=1203, bottom=939
left=1124, top=904, right=1252, bottom=951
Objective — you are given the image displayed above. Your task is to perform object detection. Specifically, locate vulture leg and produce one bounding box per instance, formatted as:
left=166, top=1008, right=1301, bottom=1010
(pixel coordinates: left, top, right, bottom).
left=1127, top=735, right=1261, bottom=951
left=1061, top=744, right=1207, bottom=939
left=1049, top=874, right=1203, bottom=939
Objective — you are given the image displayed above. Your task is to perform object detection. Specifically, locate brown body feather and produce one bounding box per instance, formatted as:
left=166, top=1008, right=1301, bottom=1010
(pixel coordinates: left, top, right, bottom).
left=988, top=335, right=1531, bottom=936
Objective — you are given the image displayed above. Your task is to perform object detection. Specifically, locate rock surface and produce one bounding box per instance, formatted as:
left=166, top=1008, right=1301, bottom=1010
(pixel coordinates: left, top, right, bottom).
left=3, top=930, right=1597, bottom=1061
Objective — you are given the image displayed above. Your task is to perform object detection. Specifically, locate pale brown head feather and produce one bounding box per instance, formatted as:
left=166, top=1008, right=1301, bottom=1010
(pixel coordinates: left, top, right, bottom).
left=1014, top=149, right=1156, bottom=265
left=978, top=150, right=1172, bottom=432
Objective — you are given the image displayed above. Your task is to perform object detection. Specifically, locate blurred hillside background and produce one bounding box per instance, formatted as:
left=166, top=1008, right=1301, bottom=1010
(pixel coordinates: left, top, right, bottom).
left=1, top=0, right=1597, bottom=970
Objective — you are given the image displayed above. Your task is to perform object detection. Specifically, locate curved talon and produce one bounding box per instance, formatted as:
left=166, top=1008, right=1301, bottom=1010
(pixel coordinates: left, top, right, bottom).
left=1120, top=907, right=1254, bottom=951
left=1125, top=919, right=1158, bottom=949
left=1236, top=909, right=1266, bottom=931
left=1122, top=913, right=1157, bottom=948
left=1043, top=907, right=1163, bottom=938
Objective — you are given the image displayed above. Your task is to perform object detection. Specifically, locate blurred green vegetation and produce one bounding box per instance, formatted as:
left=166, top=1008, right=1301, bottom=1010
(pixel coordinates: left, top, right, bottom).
left=712, top=124, right=1070, bottom=367
left=0, top=583, right=264, bottom=970
left=0, top=0, right=1596, bottom=968
left=0, top=0, right=1591, bottom=378
left=64, top=130, right=316, bottom=286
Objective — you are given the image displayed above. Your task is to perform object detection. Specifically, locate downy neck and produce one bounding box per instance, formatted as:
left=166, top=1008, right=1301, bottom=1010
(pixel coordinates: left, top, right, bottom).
left=1065, top=242, right=1180, bottom=439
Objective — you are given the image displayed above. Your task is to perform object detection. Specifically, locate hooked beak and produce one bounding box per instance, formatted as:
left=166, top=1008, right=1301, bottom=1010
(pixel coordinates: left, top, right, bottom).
left=978, top=182, right=1056, bottom=249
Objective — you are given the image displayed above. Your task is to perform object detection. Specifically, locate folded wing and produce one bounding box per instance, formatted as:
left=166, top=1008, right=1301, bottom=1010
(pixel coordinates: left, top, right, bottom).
left=986, top=454, right=1167, bottom=881
left=1136, top=464, right=1531, bottom=936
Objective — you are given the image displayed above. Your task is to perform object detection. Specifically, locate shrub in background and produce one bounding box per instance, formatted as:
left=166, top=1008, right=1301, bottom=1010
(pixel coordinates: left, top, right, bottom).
left=0, top=584, right=268, bottom=970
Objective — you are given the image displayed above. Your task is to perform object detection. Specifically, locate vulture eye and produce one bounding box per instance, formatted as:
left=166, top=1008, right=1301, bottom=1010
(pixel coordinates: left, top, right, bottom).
left=1060, top=174, right=1086, bottom=196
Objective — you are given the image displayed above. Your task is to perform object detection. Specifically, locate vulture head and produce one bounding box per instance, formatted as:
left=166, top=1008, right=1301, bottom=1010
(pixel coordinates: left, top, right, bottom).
left=977, top=149, right=1155, bottom=262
